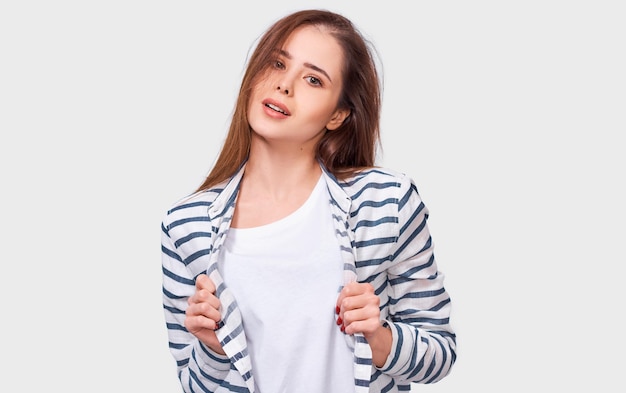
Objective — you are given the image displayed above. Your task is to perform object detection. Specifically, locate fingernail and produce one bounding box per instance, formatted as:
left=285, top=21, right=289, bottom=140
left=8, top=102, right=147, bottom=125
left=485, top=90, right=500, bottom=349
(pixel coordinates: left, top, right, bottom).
left=340, top=325, right=345, bottom=332
left=336, top=317, right=343, bottom=325
left=335, top=306, right=340, bottom=314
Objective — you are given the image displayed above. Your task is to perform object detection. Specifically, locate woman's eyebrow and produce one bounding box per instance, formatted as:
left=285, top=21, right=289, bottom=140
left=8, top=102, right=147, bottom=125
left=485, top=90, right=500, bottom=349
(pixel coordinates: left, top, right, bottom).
left=278, top=49, right=332, bottom=82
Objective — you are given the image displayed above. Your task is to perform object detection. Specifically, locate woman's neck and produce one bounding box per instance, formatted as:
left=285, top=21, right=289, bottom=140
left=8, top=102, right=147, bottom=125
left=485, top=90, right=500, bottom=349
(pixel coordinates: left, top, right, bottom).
left=231, top=148, right=322, bottom=228
left=243, top=152, right=321, bottom=200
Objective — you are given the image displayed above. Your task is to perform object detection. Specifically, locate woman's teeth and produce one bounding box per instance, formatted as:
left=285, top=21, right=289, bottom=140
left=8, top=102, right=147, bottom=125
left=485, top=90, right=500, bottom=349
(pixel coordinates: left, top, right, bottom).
left=266, top=103, right=286, bottom=114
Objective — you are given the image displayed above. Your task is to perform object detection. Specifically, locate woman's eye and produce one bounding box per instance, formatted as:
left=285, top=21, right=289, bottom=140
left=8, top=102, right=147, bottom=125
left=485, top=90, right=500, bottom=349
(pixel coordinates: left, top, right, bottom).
left=307, top=76, right=322, bottom=86
left=274, top=60, right=285, bottom=69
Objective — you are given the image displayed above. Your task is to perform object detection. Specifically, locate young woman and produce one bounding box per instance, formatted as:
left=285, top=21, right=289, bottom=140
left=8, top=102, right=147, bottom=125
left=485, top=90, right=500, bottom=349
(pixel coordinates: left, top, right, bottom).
left=161, top=9, right=456, bottom=393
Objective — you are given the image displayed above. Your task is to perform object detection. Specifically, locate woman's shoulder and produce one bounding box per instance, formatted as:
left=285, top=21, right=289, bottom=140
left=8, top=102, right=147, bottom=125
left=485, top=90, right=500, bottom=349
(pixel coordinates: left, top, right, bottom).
left=339, top=166, right=416, bottom=195
left=162, top=182, right=230, bottom=226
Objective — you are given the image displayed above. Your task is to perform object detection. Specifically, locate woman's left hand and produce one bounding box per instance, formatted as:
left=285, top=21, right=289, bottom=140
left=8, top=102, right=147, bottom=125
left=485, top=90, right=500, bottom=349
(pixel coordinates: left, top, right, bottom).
left=335, top=282, right=381, bottom=337
left=336, top=282, right=392, bottom=367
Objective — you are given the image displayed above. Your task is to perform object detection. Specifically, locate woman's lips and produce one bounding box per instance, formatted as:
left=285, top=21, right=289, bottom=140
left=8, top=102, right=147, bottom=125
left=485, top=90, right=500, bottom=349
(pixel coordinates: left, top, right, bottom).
left=262, top=99, right=291, bottom=117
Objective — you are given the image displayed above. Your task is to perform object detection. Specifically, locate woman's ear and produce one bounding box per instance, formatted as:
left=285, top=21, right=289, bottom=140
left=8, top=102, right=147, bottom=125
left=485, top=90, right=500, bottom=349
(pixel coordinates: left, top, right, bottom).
left=326, top=108, right=351, bottom=130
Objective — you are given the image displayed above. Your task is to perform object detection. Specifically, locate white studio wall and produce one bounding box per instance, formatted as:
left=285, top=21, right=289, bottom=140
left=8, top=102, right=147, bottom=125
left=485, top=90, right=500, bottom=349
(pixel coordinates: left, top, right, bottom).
left=1, top=1, right=624, bottom=392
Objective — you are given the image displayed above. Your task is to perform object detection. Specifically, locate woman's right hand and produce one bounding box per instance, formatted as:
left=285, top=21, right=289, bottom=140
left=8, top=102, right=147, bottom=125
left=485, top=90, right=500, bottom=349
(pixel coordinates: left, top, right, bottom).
left=185, top=274, right=225, bottom=355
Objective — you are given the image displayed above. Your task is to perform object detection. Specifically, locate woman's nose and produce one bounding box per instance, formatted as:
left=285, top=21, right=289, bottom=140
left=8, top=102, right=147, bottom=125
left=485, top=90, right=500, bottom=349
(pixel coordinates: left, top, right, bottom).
left=276, top=84, right=290, bottom=96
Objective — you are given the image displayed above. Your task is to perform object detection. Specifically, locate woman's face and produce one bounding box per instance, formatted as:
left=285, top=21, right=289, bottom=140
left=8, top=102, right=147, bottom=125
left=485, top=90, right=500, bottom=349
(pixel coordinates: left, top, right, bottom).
left=247, top=25, right=349, bottom=151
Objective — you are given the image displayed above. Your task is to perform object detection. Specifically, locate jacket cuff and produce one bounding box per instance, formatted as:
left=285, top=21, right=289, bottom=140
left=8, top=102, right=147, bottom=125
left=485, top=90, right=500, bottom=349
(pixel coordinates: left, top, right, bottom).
left=377, top=320, right=415, bottom=375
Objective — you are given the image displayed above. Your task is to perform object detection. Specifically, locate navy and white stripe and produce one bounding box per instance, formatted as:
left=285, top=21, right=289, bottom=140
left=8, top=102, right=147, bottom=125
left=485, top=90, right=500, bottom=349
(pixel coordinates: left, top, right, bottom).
left=161, top=163, right=456, bottom=392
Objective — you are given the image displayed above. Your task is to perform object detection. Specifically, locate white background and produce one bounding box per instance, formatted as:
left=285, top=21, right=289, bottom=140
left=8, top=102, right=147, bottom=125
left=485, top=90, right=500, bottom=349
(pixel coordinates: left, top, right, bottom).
left=1, top=1, right=624, bottom=392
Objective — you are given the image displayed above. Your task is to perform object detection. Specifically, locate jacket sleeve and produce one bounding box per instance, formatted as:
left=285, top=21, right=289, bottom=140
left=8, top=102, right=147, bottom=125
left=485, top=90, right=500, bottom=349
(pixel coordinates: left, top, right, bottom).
left=161, top=218, right=232, bottom=392
left=378, top=177, right=457, bottom=383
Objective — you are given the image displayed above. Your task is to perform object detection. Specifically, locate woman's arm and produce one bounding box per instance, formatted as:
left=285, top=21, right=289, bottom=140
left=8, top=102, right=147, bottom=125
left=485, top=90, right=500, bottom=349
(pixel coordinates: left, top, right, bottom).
left=379, top=177, right=457, bottom=383
left=161, top=220, right=231, bottom=392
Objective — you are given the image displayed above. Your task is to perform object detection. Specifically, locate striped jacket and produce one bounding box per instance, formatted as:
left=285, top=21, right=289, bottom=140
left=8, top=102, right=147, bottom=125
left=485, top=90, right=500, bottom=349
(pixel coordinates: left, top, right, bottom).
left=161, top=163, right=456, bottom=392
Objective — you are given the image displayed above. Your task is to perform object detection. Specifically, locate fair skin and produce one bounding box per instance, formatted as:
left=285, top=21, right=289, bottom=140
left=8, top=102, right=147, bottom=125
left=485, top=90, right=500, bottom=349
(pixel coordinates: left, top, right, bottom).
left=185, top=25, right=392, bottom=368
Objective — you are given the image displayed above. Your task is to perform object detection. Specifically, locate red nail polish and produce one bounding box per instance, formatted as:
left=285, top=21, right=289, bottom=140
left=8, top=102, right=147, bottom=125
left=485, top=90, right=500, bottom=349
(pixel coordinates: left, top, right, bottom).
left=335, top=306, right=340, bottom=314
left=340, top=325, right=345, bottom=332
left=336, top=317, right=342, bottom=325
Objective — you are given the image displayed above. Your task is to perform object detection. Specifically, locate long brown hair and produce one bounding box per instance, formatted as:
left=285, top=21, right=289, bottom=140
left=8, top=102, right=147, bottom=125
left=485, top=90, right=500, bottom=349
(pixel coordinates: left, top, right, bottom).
left=196, top=9, right=382, bottom=192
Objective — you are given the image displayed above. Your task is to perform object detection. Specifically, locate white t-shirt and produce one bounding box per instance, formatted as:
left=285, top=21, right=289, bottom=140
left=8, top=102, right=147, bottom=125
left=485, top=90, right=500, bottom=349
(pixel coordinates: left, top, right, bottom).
left=218, top=176, right=355, bottom=392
